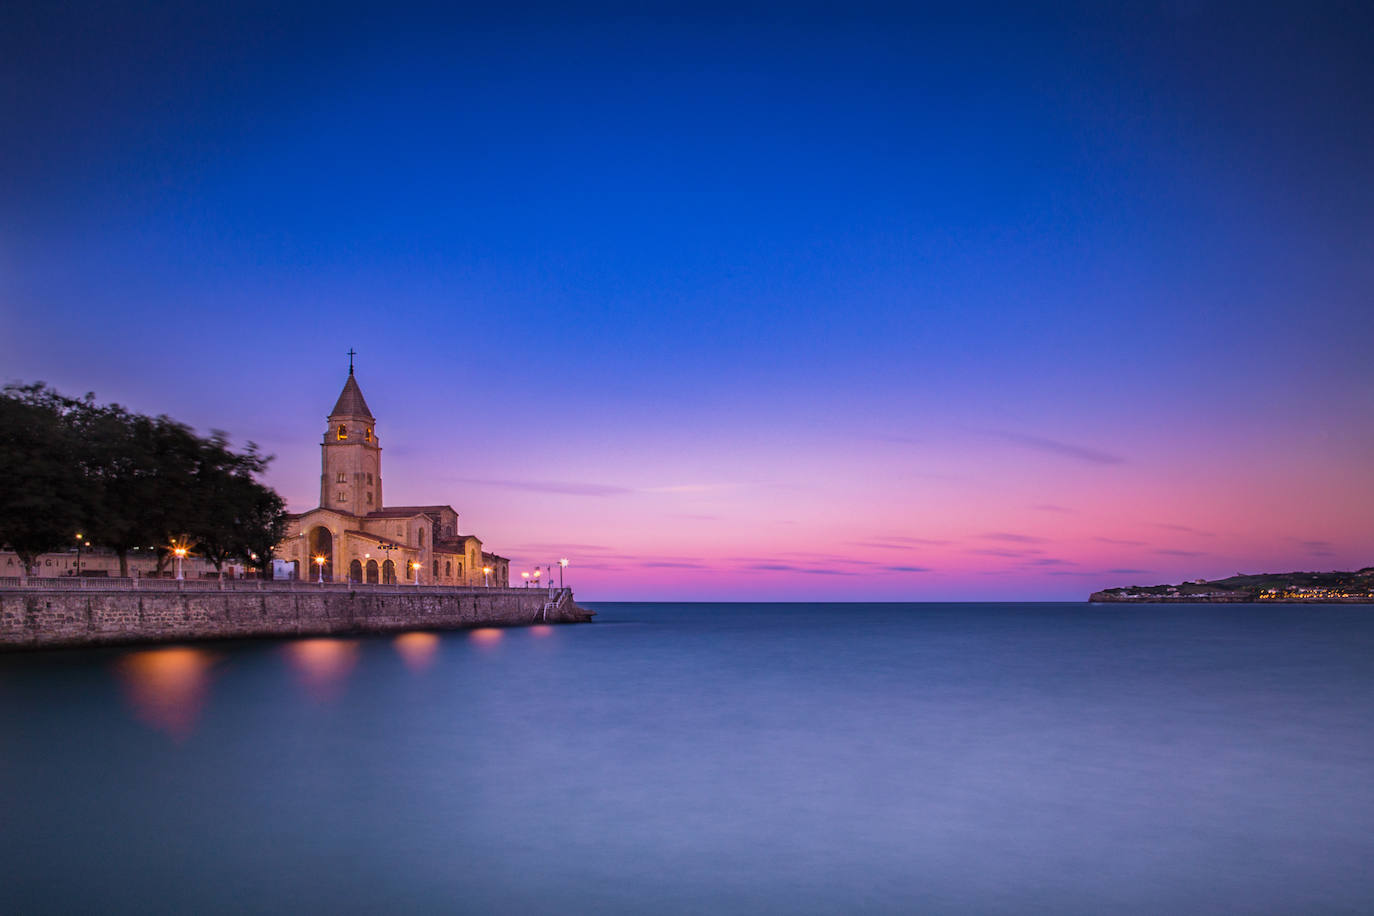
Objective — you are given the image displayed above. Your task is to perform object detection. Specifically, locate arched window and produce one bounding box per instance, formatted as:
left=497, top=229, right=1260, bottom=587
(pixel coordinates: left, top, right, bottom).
left=418, top=528, right=424, bottom=546
left=365, top=428, right=373, bottom=442
left=366, top=560, right=379, bottom=584
left=445, top=560, right=451, bottom=576
left=382, top=560, right=396, bottom=584
left=432, top=559, right=439, bottom=577
left=348, top=559, right=362, bottom=583
left=337, top=424, right=348, bottom=440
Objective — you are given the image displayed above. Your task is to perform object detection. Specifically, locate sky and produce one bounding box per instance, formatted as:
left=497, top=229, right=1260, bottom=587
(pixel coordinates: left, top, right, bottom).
left=2, top=1, right=1372, bottom=600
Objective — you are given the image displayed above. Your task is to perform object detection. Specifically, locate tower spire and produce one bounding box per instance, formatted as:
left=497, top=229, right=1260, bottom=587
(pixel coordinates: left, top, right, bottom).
left=347, top=347, right=357, bottom=375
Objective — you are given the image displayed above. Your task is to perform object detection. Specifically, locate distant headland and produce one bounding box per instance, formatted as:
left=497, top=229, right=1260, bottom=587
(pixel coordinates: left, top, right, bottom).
left=1090, top=569, right=1374, bottom=603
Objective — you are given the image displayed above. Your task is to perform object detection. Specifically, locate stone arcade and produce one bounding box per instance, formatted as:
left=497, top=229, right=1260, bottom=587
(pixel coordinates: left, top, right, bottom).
left=274, top=366, right=511, bottom=588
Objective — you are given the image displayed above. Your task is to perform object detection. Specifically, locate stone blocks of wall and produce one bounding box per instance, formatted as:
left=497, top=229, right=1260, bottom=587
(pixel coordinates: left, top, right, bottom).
left=0, top=587, right=592, bottom=650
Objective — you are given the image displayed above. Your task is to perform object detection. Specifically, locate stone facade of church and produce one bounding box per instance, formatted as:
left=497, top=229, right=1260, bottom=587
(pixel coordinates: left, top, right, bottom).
left=273, top=370, right=511, bottom=587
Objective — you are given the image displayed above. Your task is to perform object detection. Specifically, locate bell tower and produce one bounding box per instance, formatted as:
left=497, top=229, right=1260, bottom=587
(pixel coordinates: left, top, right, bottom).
left=321, top=354, right=382, bottom=516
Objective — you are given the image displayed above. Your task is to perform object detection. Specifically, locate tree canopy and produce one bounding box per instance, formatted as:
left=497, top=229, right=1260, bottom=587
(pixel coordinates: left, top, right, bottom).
left=0, top=383, right=287, bottom=577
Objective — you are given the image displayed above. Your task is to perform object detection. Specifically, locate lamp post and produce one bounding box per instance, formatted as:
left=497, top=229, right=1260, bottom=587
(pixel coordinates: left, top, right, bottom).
left=378, top=542, right=399, bottom=584
left=174, top=545, right=188, bottom=581
left=533, top=569, right=541, bottom=591
left=482, top=566, right=491, bottom=587
left=75, top=533, right=84, bottom=578
left=521, top=571, right=530, bottom=588
left=558, top=557, right=568, bottom=589
left=410, top=560, right=421, bottom=586
left=313, top=555, right=326, bottom=584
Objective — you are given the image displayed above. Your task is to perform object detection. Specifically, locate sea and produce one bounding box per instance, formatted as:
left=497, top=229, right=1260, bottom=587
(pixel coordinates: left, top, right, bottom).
left=2, top=601, right=1372, bottom=914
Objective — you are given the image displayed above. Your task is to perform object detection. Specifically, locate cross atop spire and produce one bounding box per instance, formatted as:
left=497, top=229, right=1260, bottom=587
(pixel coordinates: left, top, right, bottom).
left=347, top=347, right=357, bottom=375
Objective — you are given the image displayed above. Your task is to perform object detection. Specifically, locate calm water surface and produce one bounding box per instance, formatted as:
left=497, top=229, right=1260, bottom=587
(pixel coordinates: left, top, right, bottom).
left=2, top=602, right=1373, bottom=914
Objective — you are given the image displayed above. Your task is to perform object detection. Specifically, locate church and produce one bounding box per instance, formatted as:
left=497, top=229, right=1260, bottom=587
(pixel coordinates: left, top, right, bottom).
left=273, top=365, right=511, bottom=587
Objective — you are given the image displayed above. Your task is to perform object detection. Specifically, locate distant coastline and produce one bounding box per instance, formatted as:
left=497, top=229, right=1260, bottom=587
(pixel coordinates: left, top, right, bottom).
left=1090, top=568, right=1374, bottom=603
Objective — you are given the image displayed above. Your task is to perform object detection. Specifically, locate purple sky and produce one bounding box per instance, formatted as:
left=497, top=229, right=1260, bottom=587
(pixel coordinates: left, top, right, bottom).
left=3, top=2, right=1372, bottom=599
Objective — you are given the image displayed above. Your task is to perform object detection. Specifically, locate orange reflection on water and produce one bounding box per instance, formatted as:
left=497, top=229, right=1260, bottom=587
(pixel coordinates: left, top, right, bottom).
left=284, top=638, right=360, bottom=700
left=114, top=646, right=216, bottom=741
left=394, top=631, right=440, bottom=671
left=469, top=627, right=503, bottom=646
left=530, top=625, right=553, bottom=638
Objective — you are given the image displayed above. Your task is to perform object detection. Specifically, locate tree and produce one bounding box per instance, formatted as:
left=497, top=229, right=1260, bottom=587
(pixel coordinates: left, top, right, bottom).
left=186, top=434, right=287, bottom=579
left=1, top=383, right=289, bottom=579
left=0, top=385, right=88, bottom=574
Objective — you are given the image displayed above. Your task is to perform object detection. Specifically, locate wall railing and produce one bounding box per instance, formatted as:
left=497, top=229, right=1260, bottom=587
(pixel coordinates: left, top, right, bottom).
left=0, top=576, right=539, bottom=596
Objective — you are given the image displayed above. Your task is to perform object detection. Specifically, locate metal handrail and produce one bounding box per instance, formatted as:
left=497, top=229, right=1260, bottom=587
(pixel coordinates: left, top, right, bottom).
left=0, top=576, right=534, bottom=596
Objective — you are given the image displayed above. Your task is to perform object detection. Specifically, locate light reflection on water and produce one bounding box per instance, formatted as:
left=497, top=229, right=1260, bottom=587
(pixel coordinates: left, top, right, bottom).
left=393, top=631, right=439, bottom=672
left=468, top=627, right=503, bottom=646
left=4, top=603, right=1374, bottom=914
left=113, top=646, right=216, bottom=740
left=282, top=638, right=359, bottom=700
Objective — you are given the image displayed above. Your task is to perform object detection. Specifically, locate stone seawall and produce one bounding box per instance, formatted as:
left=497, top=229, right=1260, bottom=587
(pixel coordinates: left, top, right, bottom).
left=0, top=585, right=593, bottom=651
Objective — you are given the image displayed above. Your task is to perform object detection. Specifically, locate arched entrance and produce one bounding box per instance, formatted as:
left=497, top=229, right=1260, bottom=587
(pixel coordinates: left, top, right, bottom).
left=348, top=559, right=362, bottom=583
left=307, top=527, right=334, bottom=582
left=366, top=559, right=379, bottom=584
left=382, top=560, right=396, bottom=584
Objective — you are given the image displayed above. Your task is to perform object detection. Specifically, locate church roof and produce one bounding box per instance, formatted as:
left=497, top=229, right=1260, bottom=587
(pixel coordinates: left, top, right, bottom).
left=365, top=505, right=458, bottom=519
left=342, top=529, right=405, bottom=546
left=329, top=373, right=374, bottom=419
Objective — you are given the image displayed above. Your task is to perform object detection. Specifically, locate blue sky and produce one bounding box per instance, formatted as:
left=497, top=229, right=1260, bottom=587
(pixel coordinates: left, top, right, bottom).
left=3, top=2, right=1372, bottom=598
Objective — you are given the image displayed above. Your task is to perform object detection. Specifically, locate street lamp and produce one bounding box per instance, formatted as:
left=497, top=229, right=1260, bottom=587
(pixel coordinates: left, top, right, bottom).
left=521, top=571, right=530, bottom=588
left=313, top=555, right=327, bottom=584
left=533, top=569, right=541, bottom=589
left=558, top=557, right=568, bottom=589
left=380, top=543, right=398, bottom=583
left=410, top=560, right=421, bottom=586
left=175, top=545, right=189, bottom=581
left=75, top=533, right=84, bottom=578
left=482, top=566, right=491, bottom=587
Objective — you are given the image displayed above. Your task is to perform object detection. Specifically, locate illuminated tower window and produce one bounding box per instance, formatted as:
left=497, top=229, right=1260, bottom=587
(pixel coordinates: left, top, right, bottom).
left=337, top=424, right=348, bottom=440
left=365, top=428, right=373, bottom=442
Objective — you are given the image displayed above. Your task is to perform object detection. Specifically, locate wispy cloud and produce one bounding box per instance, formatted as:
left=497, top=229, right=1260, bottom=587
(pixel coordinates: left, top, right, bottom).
left=969, top=547, right=1044, bottom=558
left=1027, top=557, right=1075, bottom=566
left=641, top=561, right=709, bottom=569
left=990, top=431, right=1125, bottom=466
left=884, top=565, right=931, bottom=573
left=744, top=563, right=859, bottom=576
left=1294, top=539, right=1335, bottom=556
left=1152, top=523, right=1215, bottom=537
left=642, top=484, right=724, bottom=494
left=507, top=542, right=618, bottom=554
left=1154, top=548, right=1204, bottom=557
left=456, top=477, right=633, bottom=496
left=1095, top=536, right=1147, bottom=546
left=978, top=532, right=1048, bottom=544
left=455, top=478, right=725, bottom=498
left=1107, top=568, right=1152, bottom=575
left=848, top=536, right=952, bottom=550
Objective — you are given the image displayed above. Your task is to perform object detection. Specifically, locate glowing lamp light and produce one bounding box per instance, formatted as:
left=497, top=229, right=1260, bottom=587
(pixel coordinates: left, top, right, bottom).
left=173, top=544, right=190, bottom=581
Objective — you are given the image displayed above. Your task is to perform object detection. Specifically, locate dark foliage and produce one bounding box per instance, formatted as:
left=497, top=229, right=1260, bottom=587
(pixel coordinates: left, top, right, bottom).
left=0, top=383, right=288, bottom=577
